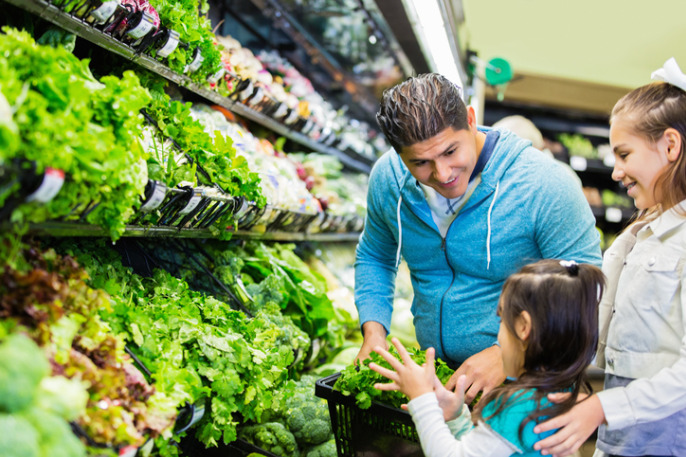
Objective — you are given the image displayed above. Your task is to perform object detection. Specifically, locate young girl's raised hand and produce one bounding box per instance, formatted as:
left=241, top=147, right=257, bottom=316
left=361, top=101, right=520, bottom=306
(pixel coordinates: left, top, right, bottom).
left=371, top=338, right=469, bottom=424
left=369, top=337, right=436, bottom=400
left=433, top=371, right=468, bottom=421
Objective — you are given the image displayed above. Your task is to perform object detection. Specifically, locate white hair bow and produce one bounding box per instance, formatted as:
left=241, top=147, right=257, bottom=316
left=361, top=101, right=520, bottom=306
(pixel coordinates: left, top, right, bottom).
left=651, top=57, right=686, bottom=92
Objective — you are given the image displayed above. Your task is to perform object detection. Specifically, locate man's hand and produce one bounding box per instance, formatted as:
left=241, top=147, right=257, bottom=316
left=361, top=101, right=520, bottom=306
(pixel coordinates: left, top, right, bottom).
left=355, top=321, right=388, bottom=364
left=446, top=345, right=505, bottom=405
left=533, top=393, right=605, bottom=457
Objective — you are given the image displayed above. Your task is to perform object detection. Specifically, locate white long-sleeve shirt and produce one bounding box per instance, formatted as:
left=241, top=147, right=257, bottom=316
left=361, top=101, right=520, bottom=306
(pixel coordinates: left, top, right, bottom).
left=407, top=393, right=520, bottom=457
left=595, top=203, right=686, bottom=455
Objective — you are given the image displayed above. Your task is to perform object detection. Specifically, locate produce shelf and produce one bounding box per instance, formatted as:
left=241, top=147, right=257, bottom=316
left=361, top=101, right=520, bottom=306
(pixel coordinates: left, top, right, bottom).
left=3, top=0, right=374, bottom=174
left=244, top=0, right=380, bottom=117
left=23, top=222, right=363, bottom=242
left=590, top=205, right=635, bottom=225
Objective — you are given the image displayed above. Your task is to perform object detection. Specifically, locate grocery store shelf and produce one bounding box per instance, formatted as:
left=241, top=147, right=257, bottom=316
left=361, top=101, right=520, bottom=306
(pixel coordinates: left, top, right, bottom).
left=24, top=222, right=362, bottom=242
left=4, top=0, right=373, bottom=174
left=568, top=156, right=614, bottom=174
left=590, top=206, right=635, bottom=225
left=244, top=0, right=380, bottom=117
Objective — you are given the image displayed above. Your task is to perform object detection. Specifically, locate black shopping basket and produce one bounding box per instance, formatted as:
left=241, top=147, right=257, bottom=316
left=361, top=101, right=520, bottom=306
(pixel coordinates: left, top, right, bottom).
left=315, top=373, right=423, bottom=457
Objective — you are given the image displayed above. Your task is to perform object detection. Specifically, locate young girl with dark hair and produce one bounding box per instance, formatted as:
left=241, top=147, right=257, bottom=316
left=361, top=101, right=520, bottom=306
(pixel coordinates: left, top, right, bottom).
left=534, top=58, right=686, bottom=457
left=370, top=259, right=605, bottom=457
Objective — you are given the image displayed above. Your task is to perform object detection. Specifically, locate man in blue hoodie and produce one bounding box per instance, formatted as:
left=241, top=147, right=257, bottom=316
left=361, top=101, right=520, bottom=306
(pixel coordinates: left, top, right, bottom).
left=355, top=73, right=602, bottom=403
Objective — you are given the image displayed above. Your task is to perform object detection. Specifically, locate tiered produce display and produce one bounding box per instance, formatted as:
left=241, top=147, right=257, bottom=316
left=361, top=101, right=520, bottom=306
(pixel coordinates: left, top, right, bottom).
left=0, top=2, right=425, bottom=456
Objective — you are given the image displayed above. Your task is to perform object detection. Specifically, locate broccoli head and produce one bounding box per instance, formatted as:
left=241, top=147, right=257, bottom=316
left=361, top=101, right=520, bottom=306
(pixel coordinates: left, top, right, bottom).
left=239, top=422, right=299, bottom=457
left=285, top=400, right=332, bottom=446
left=304, top=439, right=337, bottom=457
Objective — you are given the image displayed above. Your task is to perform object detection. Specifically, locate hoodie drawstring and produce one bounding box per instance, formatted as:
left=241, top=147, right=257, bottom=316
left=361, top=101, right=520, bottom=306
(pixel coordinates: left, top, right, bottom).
left=486, top=181, right=500, bottom=270
left=395, top=196, right=403, bottom=268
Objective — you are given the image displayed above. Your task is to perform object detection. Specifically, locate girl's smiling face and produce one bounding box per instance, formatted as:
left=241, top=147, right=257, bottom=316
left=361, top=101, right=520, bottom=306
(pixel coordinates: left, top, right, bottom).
left=610, top=115, right=673, bottom=209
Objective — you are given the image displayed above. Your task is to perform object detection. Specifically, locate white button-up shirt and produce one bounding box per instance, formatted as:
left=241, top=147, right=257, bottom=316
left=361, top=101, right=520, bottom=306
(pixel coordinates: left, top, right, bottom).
left=596, top=202, right=686, bottom=430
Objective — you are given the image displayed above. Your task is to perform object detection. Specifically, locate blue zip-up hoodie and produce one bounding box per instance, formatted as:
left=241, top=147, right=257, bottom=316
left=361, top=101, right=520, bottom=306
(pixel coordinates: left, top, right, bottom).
left=355, top=127, right=602, bottom=365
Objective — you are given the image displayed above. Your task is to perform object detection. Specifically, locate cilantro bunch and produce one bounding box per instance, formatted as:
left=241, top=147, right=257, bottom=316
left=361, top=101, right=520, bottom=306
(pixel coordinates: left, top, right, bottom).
left=141, top=74, right=263, bottom=201
left=148, top=0, right=223, bottom=82
left=53, top=239, right=305, bottom=449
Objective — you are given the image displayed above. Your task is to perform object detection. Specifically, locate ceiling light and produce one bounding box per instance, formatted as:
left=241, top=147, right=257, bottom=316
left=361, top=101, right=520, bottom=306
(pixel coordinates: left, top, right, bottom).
left=402, top=0, right=463, bottom=88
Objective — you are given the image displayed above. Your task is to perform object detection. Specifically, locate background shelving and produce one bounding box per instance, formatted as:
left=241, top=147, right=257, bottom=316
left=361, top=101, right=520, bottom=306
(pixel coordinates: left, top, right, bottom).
left=483, top=99, right=636, bottom=238
left=4, top=0, right=376, bottom=174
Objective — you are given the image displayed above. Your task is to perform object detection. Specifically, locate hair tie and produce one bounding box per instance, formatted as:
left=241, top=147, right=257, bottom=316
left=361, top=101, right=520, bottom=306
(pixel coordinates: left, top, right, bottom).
left=559, top=259, right=579, bottom=276
left=651, top=57, right=686, bottom=92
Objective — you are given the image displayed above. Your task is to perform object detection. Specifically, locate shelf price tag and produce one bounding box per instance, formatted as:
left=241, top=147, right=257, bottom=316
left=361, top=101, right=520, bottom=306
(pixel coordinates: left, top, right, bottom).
left=237, top=80, right=255, bottom=102
left=570, top=156, right=588, bottom=171
left=89, top=1, right=119, bottom=24
left=26, top=168, right=65, bottom=203
left=140, top=181, right=167, bottom=212
left=188, top=403, right=205, bottom=428
left=156, top=29, right=180, bottom=58
left=177, top=190, right=203, bottom=216
left=283, top=109, right=299, bottom=125
left=233, top=198, right=251, bottom=221
left=272, top=102, right=289, bottom=120
left=126, top=12, right=156, bottom=40
left=118, top=445, right=138, bottom=457
left=207, top=68, right=226, bottom=84
left=184, top=48, right=204, bottom=73
left=605, top=207, right=623, bottom=223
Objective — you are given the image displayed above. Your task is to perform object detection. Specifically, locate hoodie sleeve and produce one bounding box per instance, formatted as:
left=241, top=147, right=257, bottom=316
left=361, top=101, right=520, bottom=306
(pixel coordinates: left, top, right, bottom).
left=531, top=154, right=603, bottom=267
left=354, top=155, right=401, bottom=333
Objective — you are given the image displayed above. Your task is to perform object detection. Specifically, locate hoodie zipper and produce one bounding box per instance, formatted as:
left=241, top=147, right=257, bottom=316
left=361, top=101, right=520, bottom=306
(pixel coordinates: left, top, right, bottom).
left=402, top=200, right=457, bottom=364
left=439, top=233, right=456, bottom=365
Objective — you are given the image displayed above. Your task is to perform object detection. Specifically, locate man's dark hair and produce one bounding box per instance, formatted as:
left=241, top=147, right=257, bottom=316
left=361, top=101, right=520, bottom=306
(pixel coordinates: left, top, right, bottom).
left=376, top=73, right=469, bottom=152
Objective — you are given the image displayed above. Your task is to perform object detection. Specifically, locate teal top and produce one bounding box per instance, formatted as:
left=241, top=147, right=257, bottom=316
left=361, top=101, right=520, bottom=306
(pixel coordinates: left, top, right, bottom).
left=481, top=389, right=557, bottom=456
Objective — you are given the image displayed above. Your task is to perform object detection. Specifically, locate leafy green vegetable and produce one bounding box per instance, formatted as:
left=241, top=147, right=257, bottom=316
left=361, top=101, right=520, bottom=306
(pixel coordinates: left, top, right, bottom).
left=0, top=414, right=41, bottom=457
left=147, top=0, right=224, bottom=83
left=0, top=245, right=177, bottom=449
left=50, top=239, right=302, bottom=449
left=0, top=333, right=87, bottom=457
left=0, top=27, right=151, bottom=239
left=334, top=347, right=454, bottom=410
left=558, top=133, right=597, bottom=159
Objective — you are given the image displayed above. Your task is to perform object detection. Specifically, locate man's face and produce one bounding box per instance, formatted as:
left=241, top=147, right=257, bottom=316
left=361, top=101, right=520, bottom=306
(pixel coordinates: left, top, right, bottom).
left=399, top=108, right=480, bottom=199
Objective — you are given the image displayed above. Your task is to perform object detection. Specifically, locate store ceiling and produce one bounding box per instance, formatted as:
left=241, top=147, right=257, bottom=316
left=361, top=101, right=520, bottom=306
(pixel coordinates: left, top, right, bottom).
left=458, top=0, right=686, bottom=113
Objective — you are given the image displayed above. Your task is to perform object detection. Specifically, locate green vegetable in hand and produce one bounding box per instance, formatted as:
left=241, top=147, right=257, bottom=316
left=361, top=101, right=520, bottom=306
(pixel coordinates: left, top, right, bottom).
left=334, top=346, right=454, bottom=410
